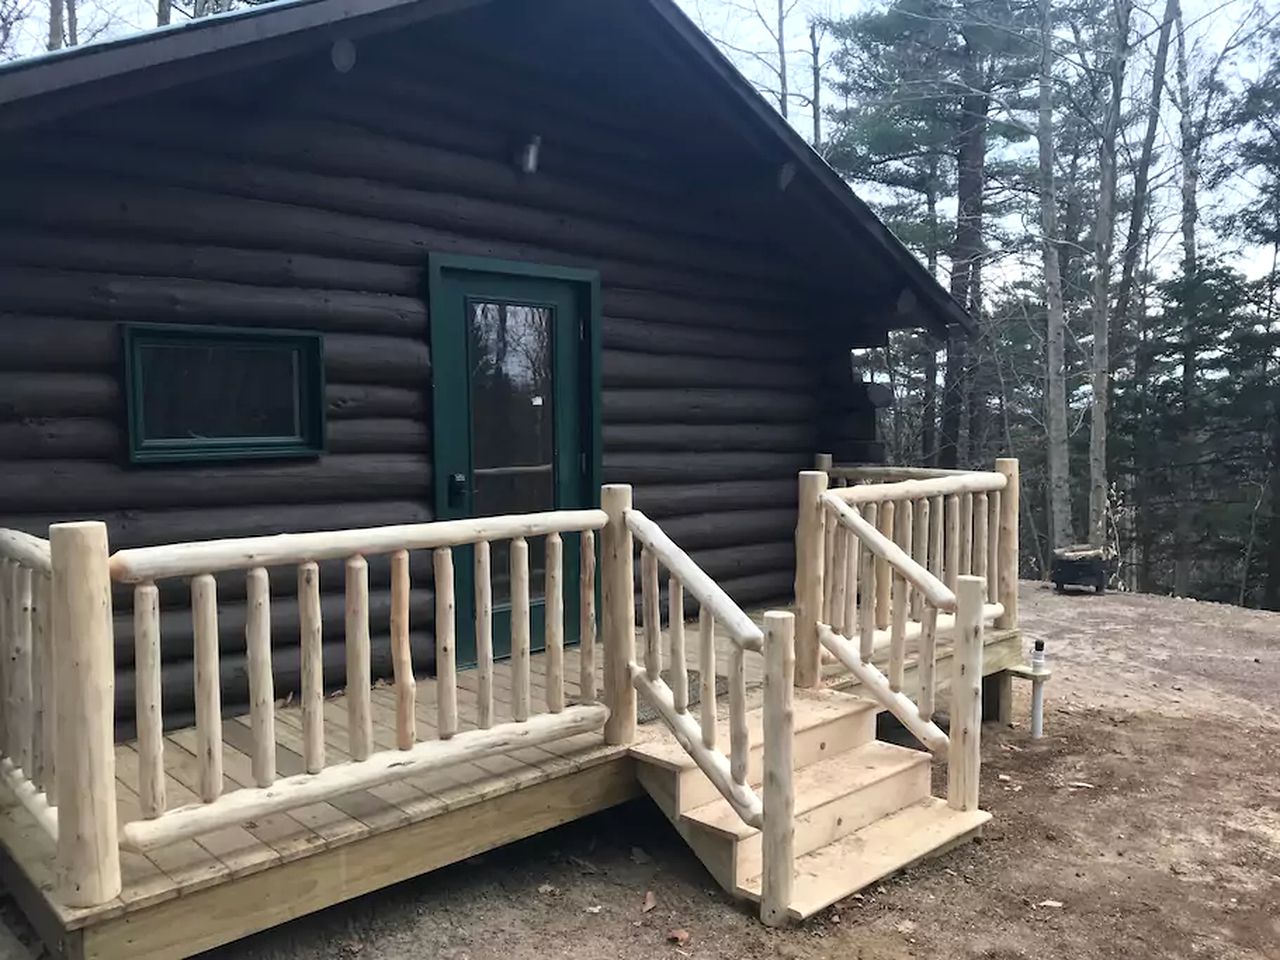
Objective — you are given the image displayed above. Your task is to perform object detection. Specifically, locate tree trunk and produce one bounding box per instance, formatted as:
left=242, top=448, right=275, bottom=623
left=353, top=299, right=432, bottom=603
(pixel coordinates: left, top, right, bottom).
left=158, top=0, right=172, bottom=27
left=777, top=0, right=789, bottom=119
left=66, top=0, right=77, bottom=45
left=1087, top=0, right=1133, bottom=546
left=1039, top=0, right=1073, bottom=549
left=1173, top=0, right=1197, bottom=595
left=940, top=49, right=989, bottom=469
left=1114, top=0, right=1174, bottom=339
left=809, top=20, right=821, bottom=149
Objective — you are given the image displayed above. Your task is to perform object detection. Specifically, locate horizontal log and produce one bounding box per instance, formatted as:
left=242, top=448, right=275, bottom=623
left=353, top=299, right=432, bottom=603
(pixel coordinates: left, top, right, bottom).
left=602, top=349, right=808, bottom=390
left=601, top=316, right=806, bottom=362
left=0, top=455, right=432, bottom=512
left=120, top=704, right=609, bottom=851
left=0, top=177, right=794, bottom=308
left=631, top=479, right=795, bottom=518
left=0, top=229, right=420, bottom=298
left=649, top=509, right=795, bottom=551
left=604, top=451, right=811, bottom=484
left=327, top=384, right=428, bottom=420
left=604, top=422, right=813, bottom=454
left=109, top=510, right=608, bottom=582
left=604, top=389, right=816, bottom=425
left=10, top=135, right=794, bottom=290
left=0, top=266, right=429, bottom=337
left=0, top=417, right=428, bottom=459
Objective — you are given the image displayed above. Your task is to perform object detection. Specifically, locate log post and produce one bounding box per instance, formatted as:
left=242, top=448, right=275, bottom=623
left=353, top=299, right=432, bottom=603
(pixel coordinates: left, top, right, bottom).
left=134, top=582, right=164, bottom=817
left=50, top=521, right=121, bottom=907
left=947, top=576, right=984, bottom=813
left=793, top=471, right=828, bottom=688
left=995, top=458, right=1020, bottom=629
left=875, top=500, right=894, bottom=631
left=760, top=610, right=795, bottom=928
left=601, top=484, right=636, bottom=745
left=814, top=452, right=833, bottom=472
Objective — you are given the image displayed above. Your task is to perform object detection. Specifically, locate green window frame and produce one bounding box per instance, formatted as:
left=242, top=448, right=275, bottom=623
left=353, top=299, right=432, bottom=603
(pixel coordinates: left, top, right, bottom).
left=122, top=323, right=326, bottom=465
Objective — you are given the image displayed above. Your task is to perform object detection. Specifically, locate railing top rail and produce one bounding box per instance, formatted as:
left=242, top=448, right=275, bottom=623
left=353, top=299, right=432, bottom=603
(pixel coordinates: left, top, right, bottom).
left=821, top=492, right=957, bottom=612
left=0, top=529, right=52, bottom=573
left=109, top=509, right=609, bottom=583
left=828, top=471, right=1006, bottom=505
left=624, top=508, right=764, bottom=652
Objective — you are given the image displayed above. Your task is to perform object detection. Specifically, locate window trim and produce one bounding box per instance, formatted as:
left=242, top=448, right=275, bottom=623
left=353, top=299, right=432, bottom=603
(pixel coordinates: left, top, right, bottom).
left=121, top=322, right=326, bottom=465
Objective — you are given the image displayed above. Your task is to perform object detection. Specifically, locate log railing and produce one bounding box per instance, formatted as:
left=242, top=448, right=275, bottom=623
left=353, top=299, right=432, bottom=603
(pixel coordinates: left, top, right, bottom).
left=605, top=484, right=794, bottom=926
left=0, top=531, right=59, bottom=845
left=2, top=507, right=625, bottom=907
left=792, top=459, right=1021, bottom=815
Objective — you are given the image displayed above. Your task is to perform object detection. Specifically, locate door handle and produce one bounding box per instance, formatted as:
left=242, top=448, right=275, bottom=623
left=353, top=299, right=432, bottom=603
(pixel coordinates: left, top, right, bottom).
left=447, top=472, right=468, bottom=509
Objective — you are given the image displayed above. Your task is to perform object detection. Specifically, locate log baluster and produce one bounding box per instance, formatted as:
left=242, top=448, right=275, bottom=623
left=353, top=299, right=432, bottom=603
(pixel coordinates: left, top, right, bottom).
left=889, top=501, right=911, bottom=693
left=298, top=562, right=324, bottom=774
left=843, top=523, right=859, bottom=634
left=134, top=582, right=164, bottom=818
left=641, top=547, right=661, bottom=682
left=32, top=572, right=54, bottom=795
left=192, top=574, right=222, bottom=802
left=973, top=492, right=989, bottom=587
left=830, top=517, right=849, bottom=635
left=434, top=547, right=457, bottom=738
left=669, top=578, right=687, bottom=712
left=511, top=537, right=531, bottom=722
left=875, top=500, right=894, bottom=631
left=698, top=607, right=716, bottom=748
left=390, top=549, right=415, bottom=748
left=987, top=491, right=1001, bottom=603
left=545, top=534, right=564, bottom=714
left=246, top=567, right=275, bottom=788
left=8, top=564, right=32, bottom=775
left=959, top=493, right=974, bottom=577
left=911, top=498, right=929, bottom=621
left=859, top=502, right=878, bottom=661
left=728, top=645, right=748, bottom=787
left=995, top=458, right=1020, bottom=628
left=945, top=495, right=961, bottom=592
left=345, top=556, right=373, bottom=761
left=579, top=530, right=597, bottom=704
left=475, top=541, right=494, bottom=728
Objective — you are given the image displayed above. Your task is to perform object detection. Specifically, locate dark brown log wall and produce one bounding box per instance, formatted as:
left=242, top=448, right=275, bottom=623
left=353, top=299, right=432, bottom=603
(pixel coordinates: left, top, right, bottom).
left=0, top=34, right=869, bottom=733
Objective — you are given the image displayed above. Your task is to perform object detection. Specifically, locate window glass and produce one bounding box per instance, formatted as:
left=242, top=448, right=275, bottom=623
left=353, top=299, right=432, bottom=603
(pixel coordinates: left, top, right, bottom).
left=124, top=325, right=324, bottom=464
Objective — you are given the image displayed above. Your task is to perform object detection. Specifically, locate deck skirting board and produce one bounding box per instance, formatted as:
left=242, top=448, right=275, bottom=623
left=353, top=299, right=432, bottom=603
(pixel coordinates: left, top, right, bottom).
left=76, top=759, right=639, bottom=960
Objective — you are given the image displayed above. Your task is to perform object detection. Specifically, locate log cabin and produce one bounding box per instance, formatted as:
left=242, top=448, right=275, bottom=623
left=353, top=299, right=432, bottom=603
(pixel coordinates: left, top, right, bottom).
left=0, top=0, right=1026, bottom=956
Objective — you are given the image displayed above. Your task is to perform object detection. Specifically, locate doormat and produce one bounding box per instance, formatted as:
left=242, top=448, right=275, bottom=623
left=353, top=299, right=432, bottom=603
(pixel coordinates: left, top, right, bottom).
left=636, top=668, right=728, bottom=725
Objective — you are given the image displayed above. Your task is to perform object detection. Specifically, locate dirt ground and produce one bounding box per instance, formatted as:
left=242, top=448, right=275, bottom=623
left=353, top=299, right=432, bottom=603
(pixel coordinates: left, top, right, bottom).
left=3, top=582, right=1278, bottom=959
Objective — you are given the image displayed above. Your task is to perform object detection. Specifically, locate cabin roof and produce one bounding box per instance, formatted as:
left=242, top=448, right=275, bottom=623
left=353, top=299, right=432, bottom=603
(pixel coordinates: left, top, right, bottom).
left=0, top=0, right=972, bottom=336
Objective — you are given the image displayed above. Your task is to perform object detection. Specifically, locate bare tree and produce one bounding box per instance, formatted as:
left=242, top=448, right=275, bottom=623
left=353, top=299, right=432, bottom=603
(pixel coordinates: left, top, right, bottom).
left=1039, top=0, right=1073, bottom=548
left=1087, top=0, right=1133, bottom=546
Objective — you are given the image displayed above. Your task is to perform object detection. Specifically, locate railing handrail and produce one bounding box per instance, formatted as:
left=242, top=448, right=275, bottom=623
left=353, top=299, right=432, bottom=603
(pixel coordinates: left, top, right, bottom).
left=821, top=493, right=956, bottom=612
left=0, top=529, right=52, bottom=573
left=829, top=471, right=1006, bottom=505
left=624, top=508, right=764, bottom=652
left=108, top=509, right=609, bottom=583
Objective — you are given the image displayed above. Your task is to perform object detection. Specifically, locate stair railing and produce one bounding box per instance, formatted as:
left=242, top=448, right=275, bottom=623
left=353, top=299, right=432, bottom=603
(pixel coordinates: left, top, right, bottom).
left=602, top=484, right=795, bottom=926
left=793, top=462, right=1020, bottom=816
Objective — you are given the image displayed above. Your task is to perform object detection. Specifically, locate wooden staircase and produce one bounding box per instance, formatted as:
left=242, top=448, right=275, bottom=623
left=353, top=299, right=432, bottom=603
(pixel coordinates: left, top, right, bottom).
left=631, top=688, right=990, bottom=921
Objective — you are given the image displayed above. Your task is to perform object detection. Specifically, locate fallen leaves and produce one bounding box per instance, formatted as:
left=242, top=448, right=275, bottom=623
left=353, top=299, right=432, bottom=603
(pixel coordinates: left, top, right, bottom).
left=642, top=890, right=657, bottom=913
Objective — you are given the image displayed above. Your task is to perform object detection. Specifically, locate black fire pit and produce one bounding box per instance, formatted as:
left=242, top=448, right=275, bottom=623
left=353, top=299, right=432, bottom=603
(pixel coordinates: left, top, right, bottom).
left=1051, top=544, right=1116, bottom=594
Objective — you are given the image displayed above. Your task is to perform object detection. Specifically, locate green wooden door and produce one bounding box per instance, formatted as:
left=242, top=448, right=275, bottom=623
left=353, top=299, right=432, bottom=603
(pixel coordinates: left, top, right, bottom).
left=429, top=256, right=599, bottom=666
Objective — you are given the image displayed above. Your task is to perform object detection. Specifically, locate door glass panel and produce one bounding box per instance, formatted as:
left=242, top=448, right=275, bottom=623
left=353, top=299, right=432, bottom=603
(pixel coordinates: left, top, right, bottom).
left=469, top=300, right=555, bottom=604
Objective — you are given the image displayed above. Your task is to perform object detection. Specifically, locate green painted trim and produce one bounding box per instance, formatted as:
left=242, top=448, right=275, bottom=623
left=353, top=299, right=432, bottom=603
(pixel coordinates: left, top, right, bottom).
left=121, top=322, right=326, bottom=465
left=426, top=253, right=603, bottom=513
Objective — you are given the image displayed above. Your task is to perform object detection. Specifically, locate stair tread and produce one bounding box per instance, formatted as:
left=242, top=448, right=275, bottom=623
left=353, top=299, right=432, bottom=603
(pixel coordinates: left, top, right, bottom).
left=683, top=741, right=929, bottom=839
left=742, top=797, right=990, bottom=920
left=629, top=689, right=875, bottom=772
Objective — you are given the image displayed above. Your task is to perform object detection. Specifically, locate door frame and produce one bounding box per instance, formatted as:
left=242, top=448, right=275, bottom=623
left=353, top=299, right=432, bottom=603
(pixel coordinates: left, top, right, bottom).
left=425, top=253, right=603, bottom=661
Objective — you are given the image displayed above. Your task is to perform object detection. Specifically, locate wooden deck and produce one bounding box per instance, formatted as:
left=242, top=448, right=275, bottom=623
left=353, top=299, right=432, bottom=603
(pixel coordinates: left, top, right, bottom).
left=0, top=611, right=1022, bottom=960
